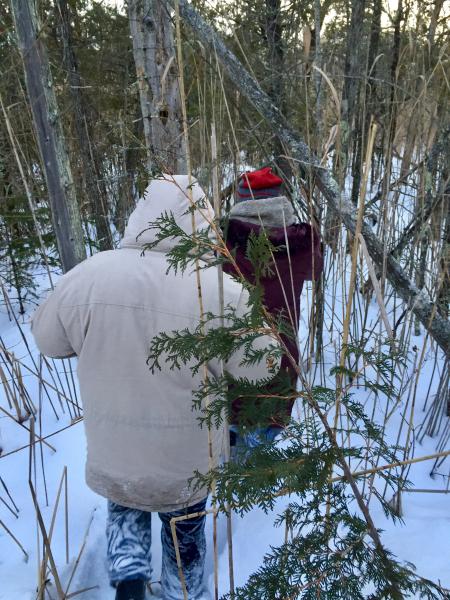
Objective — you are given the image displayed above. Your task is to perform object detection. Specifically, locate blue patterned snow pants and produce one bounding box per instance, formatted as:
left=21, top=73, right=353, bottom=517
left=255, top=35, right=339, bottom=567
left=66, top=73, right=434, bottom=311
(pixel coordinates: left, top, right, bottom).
left=107, top=497, right=207, bottom=600
left=229, top=424, right=281, bottom=461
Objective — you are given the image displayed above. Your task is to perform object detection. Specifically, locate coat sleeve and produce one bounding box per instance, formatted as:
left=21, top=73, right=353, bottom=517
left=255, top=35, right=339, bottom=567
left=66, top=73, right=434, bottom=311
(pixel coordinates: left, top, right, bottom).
left=221, top=286, right=280, bottom=381
left=31, top=284, right=77, bottom=359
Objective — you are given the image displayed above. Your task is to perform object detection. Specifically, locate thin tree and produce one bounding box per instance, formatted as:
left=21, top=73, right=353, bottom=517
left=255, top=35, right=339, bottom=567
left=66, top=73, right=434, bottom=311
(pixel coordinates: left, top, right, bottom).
left=340, top=0, right=367, bottom=203
left=263, top=0, right=290, bottom=179
left=10, top=0, right=86, bottom=272
left=128, top=0, right=186, bottom=174
left=56, top=0, right=113, bottom=251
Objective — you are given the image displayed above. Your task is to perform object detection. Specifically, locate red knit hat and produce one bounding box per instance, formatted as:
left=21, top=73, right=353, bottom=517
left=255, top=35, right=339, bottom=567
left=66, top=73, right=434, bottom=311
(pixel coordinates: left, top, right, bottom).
left=237, top=167, right=283, bottom=201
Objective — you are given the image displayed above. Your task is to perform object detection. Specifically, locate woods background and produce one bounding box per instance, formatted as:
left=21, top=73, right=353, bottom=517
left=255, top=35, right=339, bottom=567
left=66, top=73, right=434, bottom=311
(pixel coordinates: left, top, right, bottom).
left=1, top=0, right=448, bottom=326
left=0, top=0, right=449, bottom=597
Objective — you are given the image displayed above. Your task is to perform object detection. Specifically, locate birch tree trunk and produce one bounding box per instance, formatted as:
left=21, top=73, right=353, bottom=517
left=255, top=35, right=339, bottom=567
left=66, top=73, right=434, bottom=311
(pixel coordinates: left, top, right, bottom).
left=10, top=0, right=86, bottom=272
left=128, top=0, right=186, bottom=174
left=164, top=0, right=450, bottom=359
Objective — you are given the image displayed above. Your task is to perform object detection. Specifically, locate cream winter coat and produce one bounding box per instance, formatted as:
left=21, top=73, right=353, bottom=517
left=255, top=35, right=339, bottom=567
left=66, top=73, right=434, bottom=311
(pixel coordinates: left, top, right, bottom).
left=31, top=176, right=277, bottom=512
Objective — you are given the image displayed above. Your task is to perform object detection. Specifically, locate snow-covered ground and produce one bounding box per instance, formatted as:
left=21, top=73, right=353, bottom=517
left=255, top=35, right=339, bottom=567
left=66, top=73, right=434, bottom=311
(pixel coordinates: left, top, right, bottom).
left=0, top=250, right=449, bottom=599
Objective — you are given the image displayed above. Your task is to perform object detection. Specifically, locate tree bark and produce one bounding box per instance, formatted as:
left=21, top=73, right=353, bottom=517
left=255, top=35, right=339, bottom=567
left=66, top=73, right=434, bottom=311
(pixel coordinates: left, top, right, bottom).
left=128, top=0, right=186, bottom=174
left=263, top=0, right=289, bottom=178
left=341, top=0, right=366, bottom=178
left=427, top=0, right=444, bottom=46
left=313, top=0, right=323, bottom=144
left=166, top=0, right=450, bottom=359
left=11, top=0, right=86, bottom=272
left=380, top=0, right=403, bottom=210
left=57, top=0, right=113, bottom=251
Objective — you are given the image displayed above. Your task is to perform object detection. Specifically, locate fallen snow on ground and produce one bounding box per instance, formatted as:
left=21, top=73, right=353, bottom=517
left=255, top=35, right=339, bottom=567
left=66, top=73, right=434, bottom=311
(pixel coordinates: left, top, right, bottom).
left=0, top=264, right=449, bottom=600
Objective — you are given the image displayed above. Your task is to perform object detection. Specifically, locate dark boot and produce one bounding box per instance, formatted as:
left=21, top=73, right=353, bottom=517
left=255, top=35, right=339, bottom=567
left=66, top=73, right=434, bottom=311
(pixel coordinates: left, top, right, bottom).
left=115, top=579, right=146, bottom=600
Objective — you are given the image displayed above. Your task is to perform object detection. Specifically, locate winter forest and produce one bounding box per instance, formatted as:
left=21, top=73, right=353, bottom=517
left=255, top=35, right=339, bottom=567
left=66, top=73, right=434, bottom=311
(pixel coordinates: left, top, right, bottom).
left=0, top=0, right=449, bottom=598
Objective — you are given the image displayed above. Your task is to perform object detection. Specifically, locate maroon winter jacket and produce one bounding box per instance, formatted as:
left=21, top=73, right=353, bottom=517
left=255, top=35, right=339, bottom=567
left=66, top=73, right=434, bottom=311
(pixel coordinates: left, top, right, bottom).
left=223, top=218, right=323, bottom=426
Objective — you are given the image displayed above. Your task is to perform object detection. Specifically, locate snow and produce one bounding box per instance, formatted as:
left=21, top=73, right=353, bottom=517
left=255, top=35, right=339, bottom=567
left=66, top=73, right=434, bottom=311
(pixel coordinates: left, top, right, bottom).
left=0, top=245, right=449, bottom=599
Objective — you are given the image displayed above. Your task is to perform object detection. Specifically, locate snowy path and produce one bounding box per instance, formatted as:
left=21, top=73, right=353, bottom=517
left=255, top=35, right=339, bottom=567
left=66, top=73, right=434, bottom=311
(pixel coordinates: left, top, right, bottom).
left=0, top=293, right=449, bottom=599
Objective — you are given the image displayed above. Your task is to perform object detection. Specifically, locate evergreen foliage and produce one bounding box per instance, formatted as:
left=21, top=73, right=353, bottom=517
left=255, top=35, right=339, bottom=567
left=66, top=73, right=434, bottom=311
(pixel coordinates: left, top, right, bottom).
left=147, top=208, right=450, bottom=599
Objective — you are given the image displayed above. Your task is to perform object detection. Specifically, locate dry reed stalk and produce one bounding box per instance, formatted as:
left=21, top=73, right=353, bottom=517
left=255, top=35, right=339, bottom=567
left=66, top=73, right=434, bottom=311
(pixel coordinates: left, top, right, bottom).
left=63, top=509, right=96, bottom=598
left=211, top=122, right=235, bottom=599
left=65, top=585, right=99, bottom=598
left=334, top=122, right=378, bottom=430
left=398, top=334, right=430, bottom=480
left=40, top=467, right=69, bottom=587
left=146, top=122, right=251, bottom=600
left=15, top=357, right=35, bottom=416
left=0, top=518, right=29, bottom=561
left=0, top=361, right=16, bottom=412
left=28, top=420, right=65, bottom=599
left=358, top=234, right=394, bottom=340
left=38, top=354, right=49, bottom=507
left=62, top=358, right=82, bottom=417
left=174, top=4, right=217, bottom=598
left=272, top=448, right=450, bottom=500
left=64, top=466, right=69, bottom=565
left=0, top=495, right=18, bottom=518
left=0, top=292, right=60, bottom=419
left=210, top=123, right=221, bottom=600
left=323, top=124, right=378, bottom=520
left=7, top=355, right=23, bottom=419
left=302, top=64, right=321, bottom=367
left=0, top=476, right=19, bottom=513
left=0, top=277, right=13, bottom=321
left=64, top=585, right=99, bottom=598
left=0, top=405, right=56, bottom=452
left=0, top=418, right=82, bottom=459
left=44, top=357, right=72, bottom=417
left=331, top=449, right=450, bottom=482
left=0, top=342, right=80, bottom=414
left=170, top=517, right=189, bottom=600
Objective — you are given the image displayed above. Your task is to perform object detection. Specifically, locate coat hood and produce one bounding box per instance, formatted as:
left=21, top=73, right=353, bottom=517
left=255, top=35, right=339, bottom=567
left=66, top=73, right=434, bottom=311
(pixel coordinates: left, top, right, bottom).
left=121, top=175, right=214, bottom=252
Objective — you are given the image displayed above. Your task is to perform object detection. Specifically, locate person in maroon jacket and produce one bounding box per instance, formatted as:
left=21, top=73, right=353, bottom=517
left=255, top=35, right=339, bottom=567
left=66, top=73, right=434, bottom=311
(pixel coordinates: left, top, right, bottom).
left=223, top=167, right=323, bottom=453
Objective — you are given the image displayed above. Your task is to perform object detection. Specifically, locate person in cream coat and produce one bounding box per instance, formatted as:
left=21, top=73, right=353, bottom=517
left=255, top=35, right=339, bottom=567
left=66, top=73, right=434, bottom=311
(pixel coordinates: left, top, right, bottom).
left=32, top=175, right=278, bottom=600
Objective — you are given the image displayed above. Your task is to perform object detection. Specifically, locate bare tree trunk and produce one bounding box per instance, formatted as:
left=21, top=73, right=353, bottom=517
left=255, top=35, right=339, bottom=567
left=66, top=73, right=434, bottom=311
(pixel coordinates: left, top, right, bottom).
left=366, top=0, right=382, bottom=116
left=313, top=0, right=323, bottom=145
left=166, top=0, right=450, bottom=359
left=350, top=0, right=381, bottom=206
left=263, top=0, right=289, bottom=178
left=341, top=0, right=367, bottom=184
left=436, top=128, right=450, bottom=320
left=11, top=0, right=86, bottom=272
left=427, top=0, right=444, bottom=46
left=381, top=0, right=403, bottom=201
left=128, top=0, right=186, bottom=174
left=56, top=0, right=113, bottom=252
